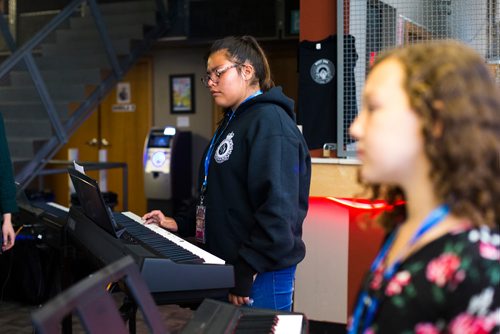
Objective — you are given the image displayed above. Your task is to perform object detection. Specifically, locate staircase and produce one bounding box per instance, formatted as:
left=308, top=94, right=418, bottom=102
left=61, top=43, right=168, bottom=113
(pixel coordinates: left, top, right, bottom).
left=0, top=0, right=170, bottom=188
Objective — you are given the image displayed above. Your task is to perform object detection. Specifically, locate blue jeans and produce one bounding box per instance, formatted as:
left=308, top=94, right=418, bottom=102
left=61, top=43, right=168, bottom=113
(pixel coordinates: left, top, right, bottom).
left=249, top=265, right=297, bottom=311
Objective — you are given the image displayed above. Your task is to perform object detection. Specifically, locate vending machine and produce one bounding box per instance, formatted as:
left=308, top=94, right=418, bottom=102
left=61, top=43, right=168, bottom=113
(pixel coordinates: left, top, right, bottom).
left=143, top=127, right=192, bottom=214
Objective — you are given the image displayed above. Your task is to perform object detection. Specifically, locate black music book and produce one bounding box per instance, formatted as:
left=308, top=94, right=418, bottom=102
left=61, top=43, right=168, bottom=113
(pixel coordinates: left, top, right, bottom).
left=68, top=168, right=124, bottom=238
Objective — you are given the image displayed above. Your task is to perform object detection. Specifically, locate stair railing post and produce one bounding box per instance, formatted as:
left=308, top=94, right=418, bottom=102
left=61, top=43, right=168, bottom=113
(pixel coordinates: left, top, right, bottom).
left=24, top=53, right=68, bottom=144
left=86, top=0, right=123, bottom=80
left=7, top=0, right=17, bottom=46
left=0, top=10, right=17, bottom=51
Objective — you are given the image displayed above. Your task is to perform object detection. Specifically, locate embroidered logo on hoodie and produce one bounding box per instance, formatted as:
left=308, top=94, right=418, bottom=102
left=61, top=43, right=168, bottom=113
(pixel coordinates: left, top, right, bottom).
left=215, top=132, right=234, bottom=163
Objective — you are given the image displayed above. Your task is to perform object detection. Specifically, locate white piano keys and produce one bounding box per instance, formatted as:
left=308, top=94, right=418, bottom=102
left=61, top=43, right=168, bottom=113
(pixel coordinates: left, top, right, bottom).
left=274, top=315, right=304, bottom=334
left=121, top=211, right=226, bottom=265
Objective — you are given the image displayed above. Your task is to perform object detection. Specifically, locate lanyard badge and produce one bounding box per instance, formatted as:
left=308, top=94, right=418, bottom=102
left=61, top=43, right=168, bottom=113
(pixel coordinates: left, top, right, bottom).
left=196, top=111, right=236, bottom=244
left=195, top=200, right=206, bottom=244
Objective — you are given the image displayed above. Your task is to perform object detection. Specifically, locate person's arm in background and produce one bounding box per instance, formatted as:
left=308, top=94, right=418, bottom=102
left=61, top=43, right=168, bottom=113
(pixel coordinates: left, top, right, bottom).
left=2, top=213, right=15, bottom=251
left=0, top=114, right=19, bottom=252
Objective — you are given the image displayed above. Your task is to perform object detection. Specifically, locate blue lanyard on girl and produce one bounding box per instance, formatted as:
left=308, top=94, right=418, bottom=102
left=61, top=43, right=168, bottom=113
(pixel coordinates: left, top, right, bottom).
left=200, top=90, right=262, bottom=203
left=348, top=204, right=450, bottom=333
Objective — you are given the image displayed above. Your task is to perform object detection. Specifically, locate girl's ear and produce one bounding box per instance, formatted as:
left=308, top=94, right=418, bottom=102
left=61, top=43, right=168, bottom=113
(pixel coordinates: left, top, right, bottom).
left=241, top=63, right=254, bottom=81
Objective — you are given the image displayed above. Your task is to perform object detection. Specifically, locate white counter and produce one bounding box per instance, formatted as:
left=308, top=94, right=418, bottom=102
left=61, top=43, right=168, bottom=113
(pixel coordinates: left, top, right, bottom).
left=311, top=157, right=361, bottom=165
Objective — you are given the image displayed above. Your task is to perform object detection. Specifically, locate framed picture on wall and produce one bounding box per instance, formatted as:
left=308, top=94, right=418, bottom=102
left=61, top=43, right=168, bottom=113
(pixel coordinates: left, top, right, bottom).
left=170, top=74, right=195, bottom=114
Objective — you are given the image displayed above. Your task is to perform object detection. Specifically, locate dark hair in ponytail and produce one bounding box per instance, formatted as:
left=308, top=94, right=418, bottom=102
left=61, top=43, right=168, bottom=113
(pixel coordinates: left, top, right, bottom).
left=208, top=35, right=275, bottom=91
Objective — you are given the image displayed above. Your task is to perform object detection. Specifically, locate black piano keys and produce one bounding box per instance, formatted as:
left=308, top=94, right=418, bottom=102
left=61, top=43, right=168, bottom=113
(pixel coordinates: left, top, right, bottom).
left=234, top=314, right=279, bottom=334
left=113, top=213, right=203, bottom=264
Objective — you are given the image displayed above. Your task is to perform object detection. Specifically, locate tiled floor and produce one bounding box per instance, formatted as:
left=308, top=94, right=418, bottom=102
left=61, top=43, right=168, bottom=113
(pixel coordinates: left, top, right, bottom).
left=0, top=300, right=35, bottom=334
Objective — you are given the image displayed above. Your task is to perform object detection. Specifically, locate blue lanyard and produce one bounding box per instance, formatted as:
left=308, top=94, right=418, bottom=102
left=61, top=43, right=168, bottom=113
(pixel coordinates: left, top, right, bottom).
left=348, top=204, right=450, bottom=333
left=202, top=111, right=235, bottom=198
left=201, top=90, right=262, bottom=201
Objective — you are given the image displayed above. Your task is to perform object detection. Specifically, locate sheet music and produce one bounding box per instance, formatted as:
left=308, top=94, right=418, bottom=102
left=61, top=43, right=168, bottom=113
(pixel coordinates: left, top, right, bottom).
left=47, top=202, right=70, bottom=213
left=73, top=160, right=85, bottom=174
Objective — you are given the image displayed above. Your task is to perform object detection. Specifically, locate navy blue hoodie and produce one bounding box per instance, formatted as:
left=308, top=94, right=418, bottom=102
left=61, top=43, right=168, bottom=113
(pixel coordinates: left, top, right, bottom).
left=176, top=86, right=311, bottom=296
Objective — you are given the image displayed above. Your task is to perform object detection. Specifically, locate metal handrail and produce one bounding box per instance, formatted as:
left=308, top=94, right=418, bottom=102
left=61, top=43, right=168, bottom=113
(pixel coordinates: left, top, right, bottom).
left=38, top=160, right=129, bottom=210
left=87, top=0, right=122, bottom=78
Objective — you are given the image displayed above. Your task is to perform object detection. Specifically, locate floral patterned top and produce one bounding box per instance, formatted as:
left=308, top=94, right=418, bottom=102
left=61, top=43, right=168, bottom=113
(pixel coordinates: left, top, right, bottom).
left=351, top=225, right=500, bottom=333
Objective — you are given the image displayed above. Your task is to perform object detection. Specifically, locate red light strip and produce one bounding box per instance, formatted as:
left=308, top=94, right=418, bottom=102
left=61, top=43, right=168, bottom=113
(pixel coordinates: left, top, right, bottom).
left=326, top=197, right=387, bottom=210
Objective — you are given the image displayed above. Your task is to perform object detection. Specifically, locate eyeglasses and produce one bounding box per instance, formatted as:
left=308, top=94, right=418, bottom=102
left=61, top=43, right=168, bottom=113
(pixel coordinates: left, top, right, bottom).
left=201, top=64, right=239, bottom=87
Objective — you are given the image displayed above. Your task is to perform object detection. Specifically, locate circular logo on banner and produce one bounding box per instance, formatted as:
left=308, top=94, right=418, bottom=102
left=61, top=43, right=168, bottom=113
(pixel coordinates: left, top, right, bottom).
left=214, top=132, right=234, bottom=163
left=310, top=59, right=335, bottom=84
